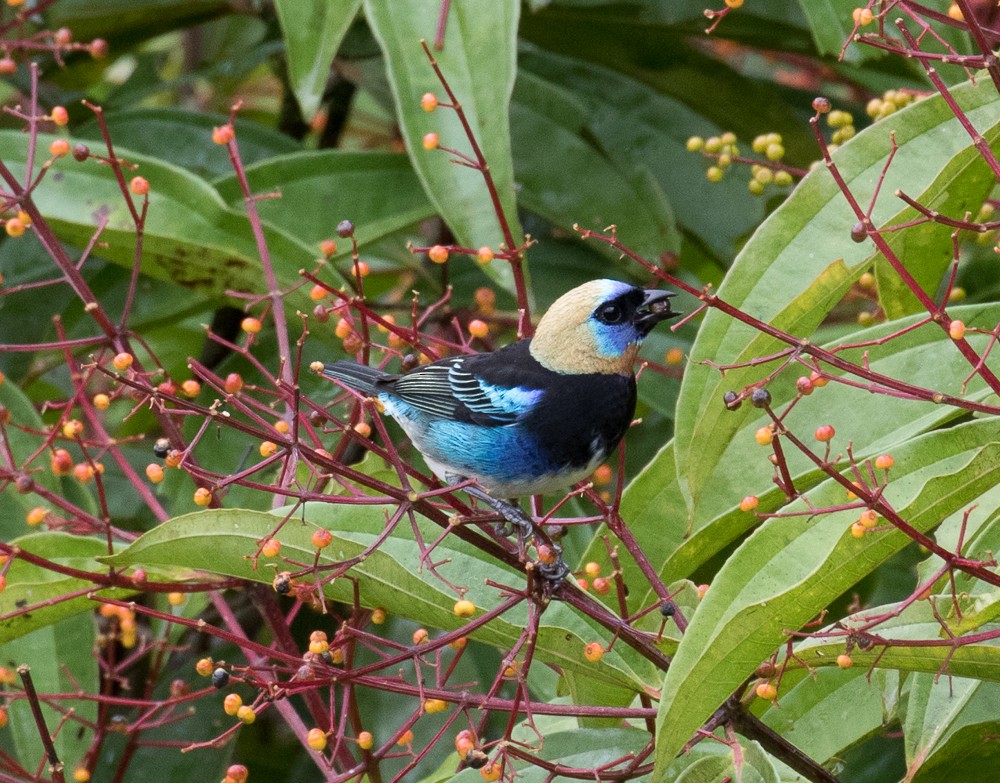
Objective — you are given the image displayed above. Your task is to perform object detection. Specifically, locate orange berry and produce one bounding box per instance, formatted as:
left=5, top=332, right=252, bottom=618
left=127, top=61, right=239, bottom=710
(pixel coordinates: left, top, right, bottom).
left=476, top=246, right=494, bottom=265
left=468, top=319, right=489, bottom=339
left=145, top=463, right=164, bottom=484
left=50, top=106, right=69, bottom=126
left=584, top=561, right=601, bottom=578
left=697, top=583, right=710, bottom=600
left=241, top=316, right=262, bottom=334
left=371, top=607, right=387, bottom=624
left=0, top=57, right=16, bottom=74
left=422, top=132, right=439, bottom=150
left=358, top=730, right=374, bottom=750
left=311, top=528, right=333, bottom=549
left=320, top=239, right=337, bottom=256
left=396, top=729, right=413, bottom=747
left=93, top=393, right=110, bottom=410
left=665, top=347, right=684, bottom=365
left=112, top=352, right=134, bottom=371
left=725, top=0, right=744, bottom=7
left=261, top=538, right=281, bottom=558
left=309, top=284, right=327, bottom=301
left=4, top=217, right=25, bottom=237
left=309, top=637, right=329, bottom=654
left=226, top=765, right=248, bottom=783
left=420, top=92, right=438, bottom=112
left=73, top=463, right=95, bottom=483
left=223, top=693, right=243, bottom=715
left=167, top=591, right=185, bottom=606
left=413, top=627, right=429, bottom=644
left=259, top=441, right=278, bottom=457
left=129, top=176, right=149, bottom=196
left=859, top=509, right=878, bottom=528
left=850, top=521, right=866, bottom=539
left=874, top=454, right=894, bottom=470
left=274, top=420, right=290, bottom=434
left=236, top=705, right=255, bottom=724
left=852, top=7, right=873, bottom=25
left=836, top=653, right=854, bottom=669
left=814, top=424, right=835, bottom=442
left=26, top=506, right=49, bottom=526
left=480, top=761, right=502, bottom=781
left=809, top=370, right=829, bottom=387
left=592, top=464, right=613, bottom=485
left=949, top=320, right=966, bottom=340
left=354, top=260, right=371, bottom=277
left=224, top=372, right=244, bottom=394
left=474, top=287, right=496, bottom=311
left=353, top=421, right=372, bottom=438
left=88, top=39, right=109, bottom=58
left=453, top=599, right=476, bottom=617
left=424, top=698, right=447, bottom=713
left=193, top=487, right=212, bottom=506
left=583, top=642, right=604, bottom=662
left=739, top=495, right=759, bottom=512
left=62, top=419, right=84, bottom=438
left=428, top=244, right=449, bottom=264
left=592, top=576, right=610, bottom=594
left=72, top=768, right=89, bottom=783
left=51, top=448, right=73, bottom=476
left=536, top=544, right=557, bottom=565
left=754, top=427, right=773, bottom=446
left=307, top=728, right=327, bottom=751
left=796, top=376, right=814, bottom=395
left=755, top=682, right=777, bottom=701
left=449, top=636, right=468, bottom=649
left=180, top=379, right=201, bottom=397
left=165, top=450, right=183, bottom=468
left=49, top=139, right=70, bottom=158
left=947, top=2, right=963, bottom=21
left=212, top=124, right=235, bottom=145
left=195, top=657, right=214, bottom=676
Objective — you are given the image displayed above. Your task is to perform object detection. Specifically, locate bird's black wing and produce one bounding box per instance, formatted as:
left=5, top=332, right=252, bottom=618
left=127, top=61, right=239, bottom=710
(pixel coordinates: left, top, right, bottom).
left=383, top=345, right=546, bottom=426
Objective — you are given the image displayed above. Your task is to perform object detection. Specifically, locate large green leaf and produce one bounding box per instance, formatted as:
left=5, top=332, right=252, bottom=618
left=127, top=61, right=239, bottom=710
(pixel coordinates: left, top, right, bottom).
left=364, top=0, right=522, bottom=293
left=274, top=0, right=362, bottom=119
left=652, top=418, right=1000, bottom=780
left=213, top=150, right=436, bottom=250
left=5, top=613, right=97, bottom=775
left=674, top=76, right=1000, bottom=523
left=589, top=302, right=1000, bottom=615
left=101, top=506, right=661, bottom=694
left=0, top=131, right=315, bottom=303
left=510, top=71, right=679, bottom=261
left=903, top=673, right=1000, bottom=782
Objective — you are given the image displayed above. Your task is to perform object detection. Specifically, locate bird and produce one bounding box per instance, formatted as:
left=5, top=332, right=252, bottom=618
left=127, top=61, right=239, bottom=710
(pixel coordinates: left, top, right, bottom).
left=322, top=279, right=678, bottom=498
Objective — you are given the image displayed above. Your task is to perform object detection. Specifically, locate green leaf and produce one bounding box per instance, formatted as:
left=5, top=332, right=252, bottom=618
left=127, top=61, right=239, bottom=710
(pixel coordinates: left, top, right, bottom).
left=274, top=0, right=362, bottom=118
left=364, top=0, right=522, bottom=293
left=101, top=506, right=661, bottom=693
left=761, top=668, right=900, bottom=765
left=652, top=418, right=1000, bottom=781
left=674, top=75, right=1000, bottom=524
left=903, top=674, right=1000, bottom=782
left=5, top=613, right=97, bottom=774
left=874, top=125, right=1000, bottom=319
left=510, top=71, right=679, bottom=261
left=212, top=150, right=436, bottom=250
left=603, top=302, right=1000, bottom=617
left=76, top=108, right=300, bottom=180
left=0, top=131, right=314, bottom=303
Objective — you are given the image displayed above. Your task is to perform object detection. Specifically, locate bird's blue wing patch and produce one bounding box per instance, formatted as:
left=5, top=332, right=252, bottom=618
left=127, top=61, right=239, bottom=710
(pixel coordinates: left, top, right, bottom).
left=448, top=363, right=543, bottom=425
left=385, top=358, right=543, bottom=425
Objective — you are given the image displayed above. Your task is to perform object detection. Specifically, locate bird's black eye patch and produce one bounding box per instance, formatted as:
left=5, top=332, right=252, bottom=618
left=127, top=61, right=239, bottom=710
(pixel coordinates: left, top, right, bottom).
left=596, top=302, right=625, bottom=324
left=593, top=288, right=643, bottom=326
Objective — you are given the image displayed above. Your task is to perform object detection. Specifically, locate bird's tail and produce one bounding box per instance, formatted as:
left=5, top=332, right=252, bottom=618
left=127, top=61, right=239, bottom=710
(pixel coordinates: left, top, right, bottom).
left=322, top=361, right=388, bottom=396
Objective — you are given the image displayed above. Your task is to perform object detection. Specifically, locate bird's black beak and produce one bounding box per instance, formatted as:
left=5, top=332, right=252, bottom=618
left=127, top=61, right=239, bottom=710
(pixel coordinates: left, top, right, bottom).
left=633, top=288, right=680, bottom=333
